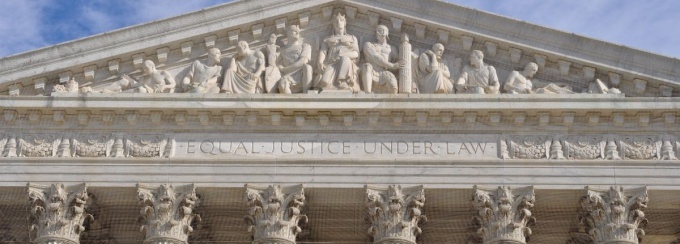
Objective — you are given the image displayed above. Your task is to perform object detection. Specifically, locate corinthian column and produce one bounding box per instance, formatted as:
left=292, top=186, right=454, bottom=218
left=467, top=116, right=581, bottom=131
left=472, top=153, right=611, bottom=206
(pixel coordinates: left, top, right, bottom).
left=137, top=184, right=200, bottom=244
left=365, top=185, right=427, bottom=244
left=244, top=184, right=307, bottom=244
left=470, top=185, right=535, bottom=244
left=28, top=183, right=92, bottom=244
left=578, top=186, right=648, bottom=244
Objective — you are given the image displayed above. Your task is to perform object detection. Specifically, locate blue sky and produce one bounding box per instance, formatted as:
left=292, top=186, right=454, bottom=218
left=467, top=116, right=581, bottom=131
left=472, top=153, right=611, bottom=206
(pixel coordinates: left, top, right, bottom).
left=1, top=0, right=679, bottom=59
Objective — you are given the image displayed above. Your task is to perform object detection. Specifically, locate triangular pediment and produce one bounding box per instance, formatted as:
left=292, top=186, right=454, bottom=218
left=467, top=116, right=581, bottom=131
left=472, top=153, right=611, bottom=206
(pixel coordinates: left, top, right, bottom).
left=0, top=0, right=678, bottom=97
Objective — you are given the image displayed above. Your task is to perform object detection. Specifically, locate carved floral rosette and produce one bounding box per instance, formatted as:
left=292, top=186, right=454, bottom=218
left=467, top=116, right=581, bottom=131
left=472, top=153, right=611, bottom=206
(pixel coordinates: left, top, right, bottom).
left=28, top=183, right=92, bottom=244
left=471, top=185, right=535, bottom=244
left=244, top=184, right=307, bottom=244
left=137, top=183, right=200, bottom=244
left=365, top=185, right=426, bottom=244
left=578, top=186, right=648, bottom=244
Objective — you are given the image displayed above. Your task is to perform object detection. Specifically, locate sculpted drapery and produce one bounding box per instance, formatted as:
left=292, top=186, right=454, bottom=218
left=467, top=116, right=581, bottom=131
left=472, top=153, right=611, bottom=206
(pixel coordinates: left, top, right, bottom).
left=58, top=15, right=623, bottom=96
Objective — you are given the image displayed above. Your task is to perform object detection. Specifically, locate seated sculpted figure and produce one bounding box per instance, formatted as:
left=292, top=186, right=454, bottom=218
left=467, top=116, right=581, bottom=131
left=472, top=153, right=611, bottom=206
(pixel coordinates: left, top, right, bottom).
left=414, top=43, right=453, bottom=94
left=223, top=41, right=265, bottom=94
left=276, top=25, right=313, bottom=94
left=503, top=62, right=538, bottom=94
left=361, top=25, right=404, bottom=94
left=183, top=48, right=223, bottom=93
left=121, top=60, right=176, bottom=93
left=316, top=13, right=360, bottom=92
left=456, top=50, right=500, bottom=94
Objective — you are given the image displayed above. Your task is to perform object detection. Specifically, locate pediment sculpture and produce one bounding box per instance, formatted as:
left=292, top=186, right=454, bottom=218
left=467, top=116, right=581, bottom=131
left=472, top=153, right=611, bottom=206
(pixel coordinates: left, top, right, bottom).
left=3, top=3, right=669, bottom=98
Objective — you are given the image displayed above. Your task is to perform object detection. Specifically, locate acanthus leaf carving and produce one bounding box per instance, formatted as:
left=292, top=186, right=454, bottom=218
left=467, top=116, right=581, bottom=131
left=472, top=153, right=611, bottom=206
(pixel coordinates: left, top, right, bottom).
left=365, top=185, right=426, bottom=244
left=471, top=185, right=535, bottom=244
left=28, top=183, right=92, bottom=244
left=138, top=183, right=200, bottom=244
left=578, top=186, right=648, bottom=244
left=245, top=184, right=307, bottom=244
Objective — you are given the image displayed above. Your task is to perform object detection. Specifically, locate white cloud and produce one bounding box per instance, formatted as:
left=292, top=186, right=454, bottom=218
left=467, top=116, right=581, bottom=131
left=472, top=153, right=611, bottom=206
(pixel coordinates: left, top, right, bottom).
left=0, top=0, right=53, bottom=57
left=447, top=0, right=680, bottom=58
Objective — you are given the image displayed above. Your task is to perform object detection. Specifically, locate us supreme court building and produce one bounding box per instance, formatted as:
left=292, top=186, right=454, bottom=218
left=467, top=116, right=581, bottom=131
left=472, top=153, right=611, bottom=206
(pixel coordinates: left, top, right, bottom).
left=0, top=0, right=679, bottom=243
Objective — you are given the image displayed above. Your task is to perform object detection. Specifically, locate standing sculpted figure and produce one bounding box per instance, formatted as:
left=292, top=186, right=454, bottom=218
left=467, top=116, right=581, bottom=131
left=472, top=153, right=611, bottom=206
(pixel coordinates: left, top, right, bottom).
left=316, top=13, right=361, bottom=92
left=183, top=47, right=223, bottom=93
left=361, top=25, right=404, bottom=94
left=456, top=50, right=500, bottom=94
left=121, top=60, right=176, bottom=93
left=223, top=41, right=266, bottom=94
left=275, top=25, right=313, bottom=94
left=263, top=34, right=280, bottom=93
left=503, top=62, right=538, bottom=94
left=414, top=43, right=453, bottom=94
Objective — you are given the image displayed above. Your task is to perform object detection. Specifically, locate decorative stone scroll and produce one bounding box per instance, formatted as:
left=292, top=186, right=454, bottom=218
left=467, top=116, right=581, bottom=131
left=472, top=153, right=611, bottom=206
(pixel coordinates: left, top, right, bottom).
left=365, top=185, right=426, bottom=244
left=245, top=184, right=307, bottom=244
left=28, top=183, right=92, bottom=244
left=578, top=186, right=648, bottom=244
left=470, top=185, right=535, bottom=244
left=137, top=184, right=200, bottom=244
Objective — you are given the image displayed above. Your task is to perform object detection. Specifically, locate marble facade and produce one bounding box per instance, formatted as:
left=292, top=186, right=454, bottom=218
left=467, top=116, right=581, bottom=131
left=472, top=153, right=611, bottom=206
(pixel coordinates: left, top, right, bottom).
left=0, top=0, right=679, bottom=243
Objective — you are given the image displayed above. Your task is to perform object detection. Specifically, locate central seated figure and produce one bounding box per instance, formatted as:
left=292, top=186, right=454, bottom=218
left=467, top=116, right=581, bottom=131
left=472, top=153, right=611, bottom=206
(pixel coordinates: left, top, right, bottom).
left=315, top=13, right=361, bottom=93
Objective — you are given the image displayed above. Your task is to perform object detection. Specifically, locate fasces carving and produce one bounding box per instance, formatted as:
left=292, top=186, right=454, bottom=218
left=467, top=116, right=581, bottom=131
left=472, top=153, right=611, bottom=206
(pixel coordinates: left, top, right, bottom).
left=361, top=25, right=403, bottom=94
left=120, top=60, right=176, bottom=93
left=365, top=185, right=426, bottom=244
left=578, top=186, right=648, bottom=244
left=659, top=137, right=678, bottom=160
left=274, top=25, right=313, bottom=94
left=456, top=50, right=499, bottom=94
left=183, top=48, right=223, bottom=94
left=28, top=183, right=92, bottom=244
left=414, top=43, right=453, bottom=94
left=471, top=186, right=535, bottom=244
left=245, top=184, right=307, bottom=244
left=503, top=62, right=538, bottom=94
left=316, top=13, right=361, bottom=92
left=138, top=184, right=200, bottom=244
left=223, top=41, right=266, bottom=94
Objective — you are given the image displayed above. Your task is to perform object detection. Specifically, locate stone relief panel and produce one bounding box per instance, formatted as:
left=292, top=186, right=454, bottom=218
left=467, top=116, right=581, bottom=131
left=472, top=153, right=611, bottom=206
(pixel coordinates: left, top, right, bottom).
left=501, top=135, right=550, bottom=160
left=28, top=183, right=92, bottom=244
left=577, top=186, right=648, bottom=244
left=619, top=136, right=658, bottom=160
left=365, top=185, right=426, bottom=244
left=138, top=183, right=200, bottom=244
left=13, top=3, right=668, bottom=98
left=562, top=135, right=605, bottom=160
left=470, top=186, right=535, bottom=244
left=0, top=133, right=174, bottom=158
left=245, top=184, right=307, bottom=244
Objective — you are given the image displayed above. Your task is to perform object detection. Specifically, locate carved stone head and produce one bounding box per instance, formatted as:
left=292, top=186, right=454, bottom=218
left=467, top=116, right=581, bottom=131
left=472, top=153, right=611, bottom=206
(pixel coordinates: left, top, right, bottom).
left=523, top=62, right=539, bottom=78
left=332, top=13, right=346, bottom=31
left=142, top=60, right=156, bottom=75
left=376, top=25, right=389, bottom=41
left=237, top=41, right=250, bottom=56
left=470, top=50, right=484, bottom=68
left=268, top=33, right=277, bottom=44
left=287, top=25, right=301, bottom=40
left=208, top=47, right=221, bottom=64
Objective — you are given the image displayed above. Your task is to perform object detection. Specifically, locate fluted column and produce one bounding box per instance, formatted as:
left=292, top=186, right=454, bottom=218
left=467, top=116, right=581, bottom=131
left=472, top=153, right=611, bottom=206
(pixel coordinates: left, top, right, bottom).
left=28, top=183, right=92, bottom=244
left=245, top=184, right=307, bottom=244
left=137, top=184, right=200, bottom=244
left=365, top=185, right=427, bottom=244
left=470, top=185, right=535, bottom=244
